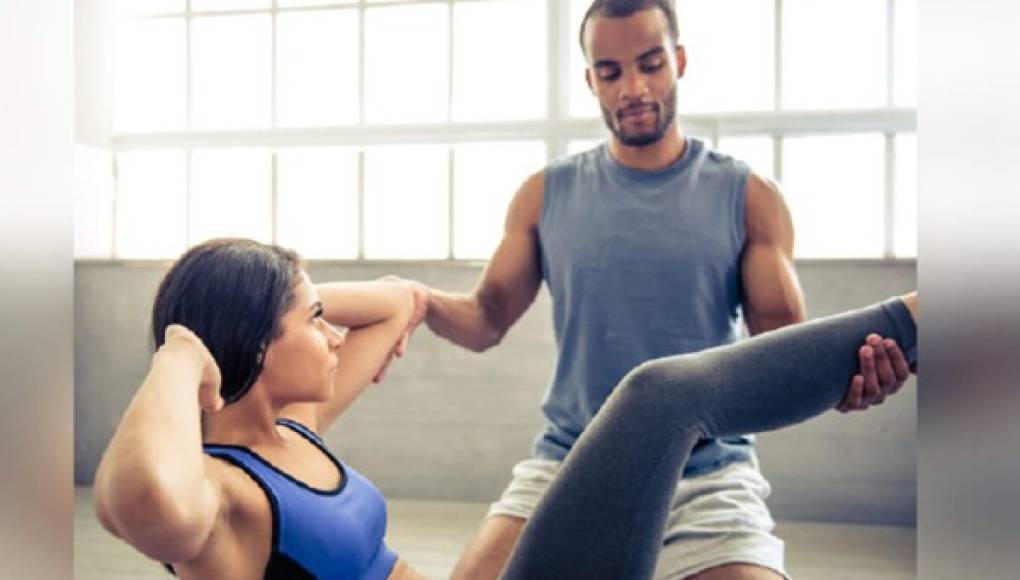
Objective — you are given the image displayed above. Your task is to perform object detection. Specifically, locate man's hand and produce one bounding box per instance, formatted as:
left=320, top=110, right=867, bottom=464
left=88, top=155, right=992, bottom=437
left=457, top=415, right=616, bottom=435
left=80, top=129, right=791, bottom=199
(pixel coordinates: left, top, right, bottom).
left=371, top=277, right=430, bottom=383
left=836, top=334, right=912, bottom=412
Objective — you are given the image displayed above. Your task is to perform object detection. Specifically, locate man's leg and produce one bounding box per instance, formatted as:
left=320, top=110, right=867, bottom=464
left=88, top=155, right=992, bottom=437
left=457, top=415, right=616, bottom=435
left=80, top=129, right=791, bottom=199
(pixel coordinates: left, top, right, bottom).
left=450, top=515, right=525, bottom=580
left=452, top=458, right=559, bottom=580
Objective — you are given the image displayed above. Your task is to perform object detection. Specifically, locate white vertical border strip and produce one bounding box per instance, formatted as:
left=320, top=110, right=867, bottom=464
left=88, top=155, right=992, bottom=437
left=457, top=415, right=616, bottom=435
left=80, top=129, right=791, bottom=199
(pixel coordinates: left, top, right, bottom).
left=773, top=0, right=783, bottom=182
left=186, top=148, right=193, bottom=248
left=447, top=1, right=456, bottom=259
left=111, top=155, right=120, bottom=257
left=448, top=146, right=456, bottom=259
left=357, top=148, right=366, bottom=259
left=885, top=133, right=896, bottom=258
left=272, top=150, right=279, bottom=244
left=884, top=0, right=897, bottom=257
left=271, top=0, right=278, bottom=128
left=548, top=0, right=570, bottom=161
left=357, top=1, right=367, bottom=258
left=447, top=0, right=455, bottom=123
left=185, top=0, right=194, bottom=250
left=271, top=0, right=279, bottom=245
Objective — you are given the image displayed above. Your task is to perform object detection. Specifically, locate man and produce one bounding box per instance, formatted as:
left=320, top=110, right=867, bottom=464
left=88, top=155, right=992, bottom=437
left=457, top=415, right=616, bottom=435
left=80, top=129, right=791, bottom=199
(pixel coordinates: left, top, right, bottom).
left=391, top=1, right=912, bottom=578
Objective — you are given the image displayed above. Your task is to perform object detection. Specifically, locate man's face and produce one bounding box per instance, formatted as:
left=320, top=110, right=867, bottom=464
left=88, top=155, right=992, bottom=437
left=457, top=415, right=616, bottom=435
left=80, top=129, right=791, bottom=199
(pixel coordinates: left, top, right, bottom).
left=583, top=9, right=685, bottom=147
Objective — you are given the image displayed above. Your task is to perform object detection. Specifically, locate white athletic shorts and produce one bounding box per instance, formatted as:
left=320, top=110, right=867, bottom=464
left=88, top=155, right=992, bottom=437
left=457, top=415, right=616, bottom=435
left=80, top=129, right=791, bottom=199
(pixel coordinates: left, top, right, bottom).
left=487, top=456, right=790, bottom=579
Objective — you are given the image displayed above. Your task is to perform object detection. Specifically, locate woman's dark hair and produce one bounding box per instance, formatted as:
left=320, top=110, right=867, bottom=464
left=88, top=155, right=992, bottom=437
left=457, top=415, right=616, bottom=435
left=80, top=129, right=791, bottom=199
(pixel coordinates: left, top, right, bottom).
left=150, top=238, right=302, bottom=405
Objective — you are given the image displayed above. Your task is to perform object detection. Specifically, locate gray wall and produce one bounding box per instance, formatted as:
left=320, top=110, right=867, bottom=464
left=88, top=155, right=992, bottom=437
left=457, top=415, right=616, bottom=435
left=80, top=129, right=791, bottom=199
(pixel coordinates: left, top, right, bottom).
left=75, top=260, right=916, bottom=526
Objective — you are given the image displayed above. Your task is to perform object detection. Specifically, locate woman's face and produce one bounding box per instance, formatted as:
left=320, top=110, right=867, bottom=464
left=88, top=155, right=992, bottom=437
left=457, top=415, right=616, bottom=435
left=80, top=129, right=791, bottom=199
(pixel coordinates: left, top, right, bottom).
left=257, top=272, right=344, bottom=403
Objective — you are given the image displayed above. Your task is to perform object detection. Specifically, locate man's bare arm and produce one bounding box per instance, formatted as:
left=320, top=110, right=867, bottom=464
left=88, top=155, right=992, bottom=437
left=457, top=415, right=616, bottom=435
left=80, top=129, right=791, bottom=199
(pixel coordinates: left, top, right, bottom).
left=422, top=171, right=545, bottom=352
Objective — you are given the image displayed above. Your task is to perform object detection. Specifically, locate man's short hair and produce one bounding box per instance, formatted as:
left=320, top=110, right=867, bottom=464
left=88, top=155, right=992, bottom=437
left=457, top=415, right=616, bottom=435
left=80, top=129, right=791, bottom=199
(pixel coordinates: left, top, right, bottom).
left=578, top=0, right=680, bottom=56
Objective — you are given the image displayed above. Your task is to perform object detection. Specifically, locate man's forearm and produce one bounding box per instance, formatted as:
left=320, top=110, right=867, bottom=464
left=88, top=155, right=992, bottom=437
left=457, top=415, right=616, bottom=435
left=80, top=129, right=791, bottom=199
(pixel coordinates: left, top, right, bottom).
left=425, top=288, right=504, bottom=352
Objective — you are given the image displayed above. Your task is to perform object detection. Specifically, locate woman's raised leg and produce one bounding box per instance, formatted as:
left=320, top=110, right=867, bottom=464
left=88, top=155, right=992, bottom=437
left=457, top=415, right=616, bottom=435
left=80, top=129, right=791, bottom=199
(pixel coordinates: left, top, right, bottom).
left=502, top=296, right=918, bottom=580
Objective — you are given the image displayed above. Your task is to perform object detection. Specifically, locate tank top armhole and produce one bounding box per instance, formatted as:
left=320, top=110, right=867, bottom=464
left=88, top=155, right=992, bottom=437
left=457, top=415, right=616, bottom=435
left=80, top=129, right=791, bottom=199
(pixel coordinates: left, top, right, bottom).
left=731, top=163, right=751, bottom=252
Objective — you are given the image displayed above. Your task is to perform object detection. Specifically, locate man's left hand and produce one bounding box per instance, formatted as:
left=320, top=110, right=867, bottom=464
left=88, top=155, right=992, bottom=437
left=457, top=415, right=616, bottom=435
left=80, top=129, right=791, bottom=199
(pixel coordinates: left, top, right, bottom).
left=836, top=334, right=912, bottom=412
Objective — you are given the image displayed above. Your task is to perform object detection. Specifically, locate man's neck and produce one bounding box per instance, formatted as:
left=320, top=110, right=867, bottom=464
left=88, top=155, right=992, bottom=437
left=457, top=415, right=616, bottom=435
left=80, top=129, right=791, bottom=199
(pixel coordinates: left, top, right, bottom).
left=607, top=127, right=686, bottom=172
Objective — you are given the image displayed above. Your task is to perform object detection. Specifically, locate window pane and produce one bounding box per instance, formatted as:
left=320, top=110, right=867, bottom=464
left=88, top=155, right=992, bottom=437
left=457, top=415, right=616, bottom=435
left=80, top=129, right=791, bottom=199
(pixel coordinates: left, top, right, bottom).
left=716, top=136, right=775, bottom=182
left=676, top=0, right=775, bottom=113
left=115, top=151, right=187, bottom=259
left=116, top=0, right=184, bottom=17
left=279, top=0, right=356, bottom=6
left=895, top=134, right=917, bottom=257
left=191, top=0, right=271, bottom=10
left=73, top=146, right=114, bottom=258
left=782, top=0, right=887, bottom=110
left=277, top=147, right=360, bottom=259
left=277, top=10, right=359, bottom=127
left=567, top=139, right=604, bottom=156
left=365, top=5, right=448, bottom=124
left=453, top=141, right=546, bottom=259
left=783, top=134, right=886, bottom=258
left=191, top=15, right=272, bottom=129
left=895, top=0, right=917, bottom=107
left=452, top=0, right=546, bottom=121
left=364, top=145, right=449, bottom=259
left=114, top=18, right=186, bottom=132
left=569, top=0, right=600, bottom=118
left=190, top=149, right=273, bottom=244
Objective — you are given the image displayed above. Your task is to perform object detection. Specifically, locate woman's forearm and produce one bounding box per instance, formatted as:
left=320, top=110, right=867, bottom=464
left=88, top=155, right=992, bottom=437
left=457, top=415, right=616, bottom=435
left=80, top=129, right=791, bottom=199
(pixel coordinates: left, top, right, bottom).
left=316, top=281, right=414, bottom=329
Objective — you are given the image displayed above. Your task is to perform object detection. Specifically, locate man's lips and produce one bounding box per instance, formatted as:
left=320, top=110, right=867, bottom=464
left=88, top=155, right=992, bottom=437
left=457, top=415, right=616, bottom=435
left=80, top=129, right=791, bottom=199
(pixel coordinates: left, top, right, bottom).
left=619, top=105, right=657, bottom=121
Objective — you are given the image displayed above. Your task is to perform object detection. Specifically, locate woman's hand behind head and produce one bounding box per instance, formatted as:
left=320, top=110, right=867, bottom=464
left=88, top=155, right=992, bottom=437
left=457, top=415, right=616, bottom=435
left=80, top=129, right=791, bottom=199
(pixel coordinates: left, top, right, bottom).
left=161, top=324, right=225, bottom=413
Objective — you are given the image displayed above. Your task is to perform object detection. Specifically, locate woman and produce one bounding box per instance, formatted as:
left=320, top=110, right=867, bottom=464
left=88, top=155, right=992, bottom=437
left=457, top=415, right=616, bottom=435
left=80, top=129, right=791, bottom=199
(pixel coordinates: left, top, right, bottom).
left=93, top=238, right=917, bottom=580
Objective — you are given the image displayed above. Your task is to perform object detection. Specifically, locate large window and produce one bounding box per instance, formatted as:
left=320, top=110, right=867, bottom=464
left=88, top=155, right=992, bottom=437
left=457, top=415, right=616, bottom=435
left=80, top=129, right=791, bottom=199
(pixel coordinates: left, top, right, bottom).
left=75, top=0, right=917, bottom=260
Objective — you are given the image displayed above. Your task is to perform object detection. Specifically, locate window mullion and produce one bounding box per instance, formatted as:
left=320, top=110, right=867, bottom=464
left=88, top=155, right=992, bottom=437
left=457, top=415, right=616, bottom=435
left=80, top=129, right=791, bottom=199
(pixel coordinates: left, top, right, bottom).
left=884, top=133, right=896, bottom=258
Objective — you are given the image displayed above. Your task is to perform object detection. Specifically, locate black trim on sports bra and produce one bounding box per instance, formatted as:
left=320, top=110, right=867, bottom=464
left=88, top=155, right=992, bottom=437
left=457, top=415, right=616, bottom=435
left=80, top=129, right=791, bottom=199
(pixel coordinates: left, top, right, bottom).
left=204, top=427, right=347, bottom=497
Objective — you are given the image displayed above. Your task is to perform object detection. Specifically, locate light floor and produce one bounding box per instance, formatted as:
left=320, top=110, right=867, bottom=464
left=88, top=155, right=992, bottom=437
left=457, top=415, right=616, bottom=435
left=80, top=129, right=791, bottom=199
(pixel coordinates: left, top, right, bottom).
left=75, top=487, right=915, bottom=579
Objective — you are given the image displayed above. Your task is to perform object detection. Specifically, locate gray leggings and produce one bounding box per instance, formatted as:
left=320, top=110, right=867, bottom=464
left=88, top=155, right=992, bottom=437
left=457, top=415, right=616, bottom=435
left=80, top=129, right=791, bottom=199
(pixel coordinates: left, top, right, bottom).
left=502, top=298, right=917, bottom=580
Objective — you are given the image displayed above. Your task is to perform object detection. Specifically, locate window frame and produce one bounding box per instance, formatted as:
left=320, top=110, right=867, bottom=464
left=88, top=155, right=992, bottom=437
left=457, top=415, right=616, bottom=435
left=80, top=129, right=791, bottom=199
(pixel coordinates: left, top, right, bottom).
left=81, top=0, right=917, bottom=263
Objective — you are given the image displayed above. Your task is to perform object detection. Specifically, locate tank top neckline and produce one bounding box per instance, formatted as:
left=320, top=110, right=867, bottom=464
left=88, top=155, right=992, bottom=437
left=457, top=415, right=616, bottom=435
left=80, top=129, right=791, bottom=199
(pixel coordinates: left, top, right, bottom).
left=598, top=136, right=701, bottom=185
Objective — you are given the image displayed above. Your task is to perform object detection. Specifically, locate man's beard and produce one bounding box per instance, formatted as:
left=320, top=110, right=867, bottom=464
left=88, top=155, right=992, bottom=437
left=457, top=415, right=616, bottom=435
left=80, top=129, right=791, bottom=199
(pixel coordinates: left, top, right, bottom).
left=602, top=85, right=677, bottom=147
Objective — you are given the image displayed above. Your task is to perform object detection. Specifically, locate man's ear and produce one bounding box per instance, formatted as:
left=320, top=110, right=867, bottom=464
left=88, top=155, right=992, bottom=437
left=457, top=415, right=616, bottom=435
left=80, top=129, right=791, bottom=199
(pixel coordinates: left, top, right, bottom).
left=675, top=44, right=687, bottom=78
left=585, top=67, right=595, bottom=94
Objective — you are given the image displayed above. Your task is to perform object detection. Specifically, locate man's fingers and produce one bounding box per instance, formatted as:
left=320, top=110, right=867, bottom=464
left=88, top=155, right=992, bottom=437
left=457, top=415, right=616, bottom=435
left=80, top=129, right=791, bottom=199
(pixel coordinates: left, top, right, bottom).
left=395, top=333, right=410, bottom=357
left=859, top=345, right=881, bottom=407
left=884, top=339, right=912, bottom=392
left=838, top=374, right=864, bottom=412
left=869, top=337, right=896, bottom=394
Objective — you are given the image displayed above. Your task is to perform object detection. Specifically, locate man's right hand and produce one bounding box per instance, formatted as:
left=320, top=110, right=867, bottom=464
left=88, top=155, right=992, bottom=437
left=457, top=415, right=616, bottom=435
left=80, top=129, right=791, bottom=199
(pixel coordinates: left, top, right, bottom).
left=370, top=277, right=430, bottom=383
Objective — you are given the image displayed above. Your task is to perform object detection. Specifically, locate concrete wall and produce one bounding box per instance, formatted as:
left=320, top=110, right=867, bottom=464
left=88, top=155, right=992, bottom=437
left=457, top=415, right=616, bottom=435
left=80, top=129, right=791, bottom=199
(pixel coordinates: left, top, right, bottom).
left=75, top=260, right=916, bottom=526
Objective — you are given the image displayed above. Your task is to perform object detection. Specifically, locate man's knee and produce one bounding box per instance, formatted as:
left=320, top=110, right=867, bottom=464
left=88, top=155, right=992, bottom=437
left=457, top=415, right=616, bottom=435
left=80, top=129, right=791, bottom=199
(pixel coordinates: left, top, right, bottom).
left=450, top=515, right=527, bottom=580
left=683, top=563, right=785, bottom=580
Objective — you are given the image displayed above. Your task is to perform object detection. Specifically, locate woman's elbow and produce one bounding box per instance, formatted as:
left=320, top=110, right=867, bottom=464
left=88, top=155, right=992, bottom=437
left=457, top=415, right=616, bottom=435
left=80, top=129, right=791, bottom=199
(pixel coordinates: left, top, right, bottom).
left=93, top=476, right=215, bottom=563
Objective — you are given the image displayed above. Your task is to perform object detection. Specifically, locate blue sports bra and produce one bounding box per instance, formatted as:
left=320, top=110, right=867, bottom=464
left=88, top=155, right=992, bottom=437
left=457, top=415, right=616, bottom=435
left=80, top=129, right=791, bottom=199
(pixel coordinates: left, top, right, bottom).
left=202, top=418, right=398, bottom=579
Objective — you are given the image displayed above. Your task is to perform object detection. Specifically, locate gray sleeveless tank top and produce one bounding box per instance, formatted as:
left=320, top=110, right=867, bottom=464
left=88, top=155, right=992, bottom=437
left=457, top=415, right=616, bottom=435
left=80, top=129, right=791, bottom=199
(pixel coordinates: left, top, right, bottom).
left=535, top=138, right=754, bottom=475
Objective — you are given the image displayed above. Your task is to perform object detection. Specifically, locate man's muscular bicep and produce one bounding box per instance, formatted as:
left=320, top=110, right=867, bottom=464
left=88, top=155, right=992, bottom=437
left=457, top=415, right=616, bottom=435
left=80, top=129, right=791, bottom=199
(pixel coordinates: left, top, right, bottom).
left=474, top=170, right=545, bottom=333
left=741, top=173, right=806, bottom=335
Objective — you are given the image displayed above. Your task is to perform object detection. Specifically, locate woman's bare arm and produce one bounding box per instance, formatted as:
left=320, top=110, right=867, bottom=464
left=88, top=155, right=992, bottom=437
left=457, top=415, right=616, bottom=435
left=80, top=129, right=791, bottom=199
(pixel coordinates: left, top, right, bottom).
left=93, top=327, right=224, bottom=564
